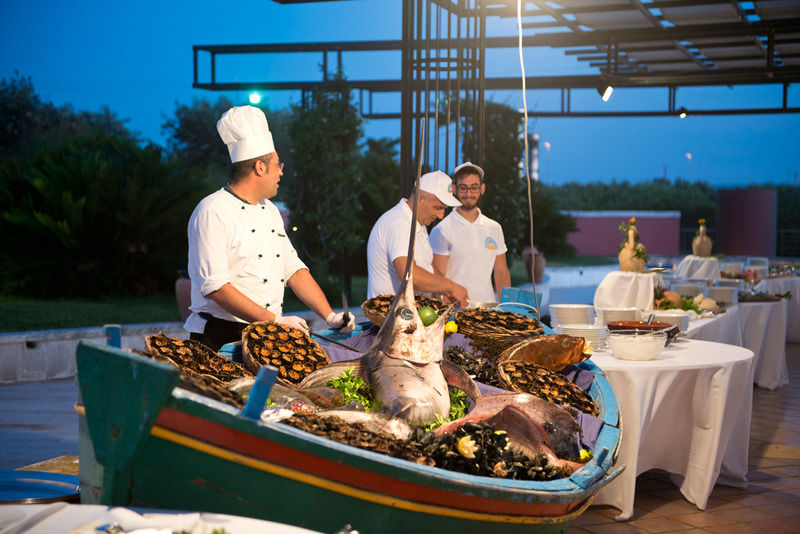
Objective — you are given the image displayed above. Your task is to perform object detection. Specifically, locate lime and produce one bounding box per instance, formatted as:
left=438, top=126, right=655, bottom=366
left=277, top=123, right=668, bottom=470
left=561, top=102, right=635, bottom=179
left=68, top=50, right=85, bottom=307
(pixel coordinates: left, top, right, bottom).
left=445, top=320, right=458, bottom=334
left=417, top=306, right=438, bottom=326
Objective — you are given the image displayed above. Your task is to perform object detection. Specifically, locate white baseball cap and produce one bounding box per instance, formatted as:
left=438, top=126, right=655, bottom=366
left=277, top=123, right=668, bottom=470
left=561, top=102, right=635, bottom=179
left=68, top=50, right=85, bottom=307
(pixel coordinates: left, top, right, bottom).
left=453, top=161, right=484, bottom=179
left=419, top=171, right=461, bottom=207
left=217, top=106, right=275, bottom=163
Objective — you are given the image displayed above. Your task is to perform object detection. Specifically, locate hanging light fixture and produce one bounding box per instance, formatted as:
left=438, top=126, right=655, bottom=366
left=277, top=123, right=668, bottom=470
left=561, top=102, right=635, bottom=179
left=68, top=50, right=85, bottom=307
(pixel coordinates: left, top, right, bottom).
left=597, top=84, right=614, bottom=102
left=678, top=106, right=688, bottom=119
left=597, top=73, right=613, bottom=102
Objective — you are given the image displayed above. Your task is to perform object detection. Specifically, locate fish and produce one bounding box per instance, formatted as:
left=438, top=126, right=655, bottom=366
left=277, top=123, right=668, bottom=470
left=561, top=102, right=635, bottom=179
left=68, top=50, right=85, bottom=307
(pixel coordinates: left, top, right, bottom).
left=296, top=286, right=480, bottom=427
left=297, top=122, right=480, bottom=427
left=434, top=392, right=581, bottom=460
left=313, top=409, right=414, bottom=441
left=497, top=334, right=591, bottom=372
left=453, top=404, right=583, bottom=475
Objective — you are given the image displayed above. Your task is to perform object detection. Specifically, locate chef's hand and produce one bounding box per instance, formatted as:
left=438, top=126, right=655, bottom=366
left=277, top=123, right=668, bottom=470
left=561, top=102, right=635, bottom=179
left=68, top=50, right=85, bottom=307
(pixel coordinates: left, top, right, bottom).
left=278, top=315, right=308, bottom=332
left=326, top=311, right=355, bottom=334
left=445, top=281, right=469, bottom=308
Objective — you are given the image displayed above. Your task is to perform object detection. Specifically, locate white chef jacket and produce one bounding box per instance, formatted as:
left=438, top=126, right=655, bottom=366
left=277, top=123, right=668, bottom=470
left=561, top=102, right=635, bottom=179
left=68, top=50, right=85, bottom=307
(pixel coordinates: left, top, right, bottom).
left=183, top=188, right=307, bottom=334
left=366, top=199, right=434, bottom=298
left=429, top=208, right=507, bottom=303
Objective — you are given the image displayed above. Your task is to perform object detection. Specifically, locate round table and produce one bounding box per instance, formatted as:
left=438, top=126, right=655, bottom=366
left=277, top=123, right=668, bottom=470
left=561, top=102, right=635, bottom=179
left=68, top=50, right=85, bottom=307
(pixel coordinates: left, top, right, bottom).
left=674, top=255, right=720, bottom=280
left=593, top=271, right=662, bottom=312
left=589, top=339, right=755, bottom=521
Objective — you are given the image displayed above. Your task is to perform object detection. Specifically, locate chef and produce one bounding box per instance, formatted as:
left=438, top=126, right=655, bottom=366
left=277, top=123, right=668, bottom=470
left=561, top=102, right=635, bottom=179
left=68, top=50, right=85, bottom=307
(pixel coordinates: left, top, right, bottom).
left=184, top=105, right=354, bottom=351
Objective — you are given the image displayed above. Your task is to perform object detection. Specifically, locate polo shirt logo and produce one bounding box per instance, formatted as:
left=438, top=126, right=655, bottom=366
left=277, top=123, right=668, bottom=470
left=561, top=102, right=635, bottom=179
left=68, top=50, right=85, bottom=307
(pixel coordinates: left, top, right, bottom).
left=485, top=237, right=497, bottom=250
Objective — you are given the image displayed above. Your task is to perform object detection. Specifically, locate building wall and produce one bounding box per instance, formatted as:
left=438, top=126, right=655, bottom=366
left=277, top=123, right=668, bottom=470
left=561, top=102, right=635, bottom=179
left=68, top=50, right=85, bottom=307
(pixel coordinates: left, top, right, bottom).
left=717, top=189, right=777, bottom=256
left=562, top=211, right=681, bottom=257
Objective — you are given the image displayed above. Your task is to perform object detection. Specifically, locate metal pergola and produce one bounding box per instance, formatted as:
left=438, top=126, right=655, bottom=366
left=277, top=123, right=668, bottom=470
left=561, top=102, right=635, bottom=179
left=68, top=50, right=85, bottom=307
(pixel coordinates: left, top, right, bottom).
left=194, top=0, right=800, bottom=191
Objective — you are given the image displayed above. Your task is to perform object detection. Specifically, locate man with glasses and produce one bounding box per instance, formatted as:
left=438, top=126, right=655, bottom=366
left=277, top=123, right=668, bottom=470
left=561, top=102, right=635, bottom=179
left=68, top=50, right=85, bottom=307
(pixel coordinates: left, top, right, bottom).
left=430, top=162, right=511, bottom=303
left=366, top=170, right=469, bottom=306
left=184, top=105, right=354, bottom=351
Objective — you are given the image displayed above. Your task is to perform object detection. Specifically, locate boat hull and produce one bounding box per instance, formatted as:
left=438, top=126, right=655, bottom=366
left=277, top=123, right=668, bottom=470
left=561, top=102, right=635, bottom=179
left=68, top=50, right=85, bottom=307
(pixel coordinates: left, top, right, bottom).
left=76, top=338, right=621, bottom=533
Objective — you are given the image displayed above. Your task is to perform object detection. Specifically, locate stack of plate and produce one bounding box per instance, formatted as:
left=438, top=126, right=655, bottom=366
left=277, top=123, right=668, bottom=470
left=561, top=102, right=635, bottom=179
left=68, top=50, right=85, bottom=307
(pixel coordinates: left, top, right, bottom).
left=549, top=304, right=595, bottom=326
left=556, top=323, right=608, bottom=349
left=596, top=307, right=640, bottom=324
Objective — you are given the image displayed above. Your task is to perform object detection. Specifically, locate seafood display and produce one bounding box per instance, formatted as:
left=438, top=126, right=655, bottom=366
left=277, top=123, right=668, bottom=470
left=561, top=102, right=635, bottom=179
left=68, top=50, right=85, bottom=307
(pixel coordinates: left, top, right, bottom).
left=417, top=422, right=570, bottom=481
left=497, top=334, right=592, bottom=372
left=242, top=321, right=330, bottom=384
left=144, top=333, right=252, bottom=382
left=361, top=293, right=447, bottom=326
left=444, top=345, right=501, bottom=387
left=738, top=291, right=792, bottom=302
left=454, top=308, right=545, bottom=337
left=497, top=360, right=599, bottom=416
left=74, top=157, right=620, bottom=532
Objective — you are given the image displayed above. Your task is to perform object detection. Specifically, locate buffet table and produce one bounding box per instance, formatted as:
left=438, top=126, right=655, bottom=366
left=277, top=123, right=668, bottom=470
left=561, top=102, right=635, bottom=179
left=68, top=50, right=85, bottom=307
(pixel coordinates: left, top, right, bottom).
left=739, top=300, right=789, bottom=389
left=684, top=305, right=743, bottom=346
left=674, top=255, right=720, bottom=280
left=754, top=276, right=800, bottom=343
left=594, top=271, right=663, bottom=312
left=591, top=339, right=755, bottom=521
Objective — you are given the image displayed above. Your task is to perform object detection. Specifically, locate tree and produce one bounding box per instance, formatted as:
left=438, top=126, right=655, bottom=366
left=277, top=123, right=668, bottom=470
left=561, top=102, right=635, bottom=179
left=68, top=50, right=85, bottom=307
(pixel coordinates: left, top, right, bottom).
left=286, top=74, right=364, bottom=296
left=162, top=98, right=295, bottom=193
left=346, top=137, right=402, bottom=275
left=0, top=135, right=206, bottom=297
left=460, top=100, right=575, bottom=259
left=1, top=72, right=136, bottom=163
left=162, top=97, right=233, bottom=175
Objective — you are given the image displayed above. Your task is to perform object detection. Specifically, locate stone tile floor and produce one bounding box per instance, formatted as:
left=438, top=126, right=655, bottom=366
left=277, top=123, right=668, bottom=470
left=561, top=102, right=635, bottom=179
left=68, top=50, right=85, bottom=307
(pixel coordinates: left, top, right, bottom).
left=569, top=341, right=800, bottom=533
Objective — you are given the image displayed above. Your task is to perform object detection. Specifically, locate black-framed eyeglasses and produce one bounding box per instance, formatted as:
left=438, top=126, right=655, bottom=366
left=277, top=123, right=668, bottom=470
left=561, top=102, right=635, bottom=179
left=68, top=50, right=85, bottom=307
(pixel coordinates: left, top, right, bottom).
left=456, top=184, right=481, bottom=193
left=255, top=159, right=284, bottom=172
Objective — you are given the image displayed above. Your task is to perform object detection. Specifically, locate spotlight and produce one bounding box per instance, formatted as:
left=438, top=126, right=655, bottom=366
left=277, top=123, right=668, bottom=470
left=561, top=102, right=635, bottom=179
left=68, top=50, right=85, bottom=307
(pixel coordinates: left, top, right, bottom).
left=678, top=106, right=688, bottom=119
left=249, top=92, right=262, bottom=105
left=597, top=84, right=614, bottom=102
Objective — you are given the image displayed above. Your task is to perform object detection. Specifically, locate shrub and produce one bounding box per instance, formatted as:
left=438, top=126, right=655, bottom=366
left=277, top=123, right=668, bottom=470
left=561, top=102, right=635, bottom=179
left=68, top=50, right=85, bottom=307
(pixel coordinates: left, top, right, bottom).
left=0, top=135, right=208, bottom=297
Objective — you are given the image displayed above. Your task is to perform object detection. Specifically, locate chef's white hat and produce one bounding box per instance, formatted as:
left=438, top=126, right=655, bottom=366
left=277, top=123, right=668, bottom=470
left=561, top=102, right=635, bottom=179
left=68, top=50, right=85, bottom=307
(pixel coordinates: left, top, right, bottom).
left=217, top=106, right=275, bottom=163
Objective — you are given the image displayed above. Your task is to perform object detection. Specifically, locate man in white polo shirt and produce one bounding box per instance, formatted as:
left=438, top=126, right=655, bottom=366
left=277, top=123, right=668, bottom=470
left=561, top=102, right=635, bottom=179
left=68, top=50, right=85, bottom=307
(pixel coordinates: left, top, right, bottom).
left=366, top=170, right=469, bottom=306
left=430, top=162, right=511, bottom=303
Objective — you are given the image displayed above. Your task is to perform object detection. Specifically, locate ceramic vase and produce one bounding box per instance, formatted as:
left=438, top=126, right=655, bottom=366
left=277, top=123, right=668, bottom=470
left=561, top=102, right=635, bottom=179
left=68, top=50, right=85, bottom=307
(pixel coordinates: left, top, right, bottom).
left=618, top=225, right=647, bottom=273
left=692, top=223, right=713, bottom=257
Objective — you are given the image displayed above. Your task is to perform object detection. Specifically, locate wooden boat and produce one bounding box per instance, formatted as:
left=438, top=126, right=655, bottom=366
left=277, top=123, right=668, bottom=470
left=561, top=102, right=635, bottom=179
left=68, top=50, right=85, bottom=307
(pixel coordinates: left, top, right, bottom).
left=75, top=300, right=622, bottom=534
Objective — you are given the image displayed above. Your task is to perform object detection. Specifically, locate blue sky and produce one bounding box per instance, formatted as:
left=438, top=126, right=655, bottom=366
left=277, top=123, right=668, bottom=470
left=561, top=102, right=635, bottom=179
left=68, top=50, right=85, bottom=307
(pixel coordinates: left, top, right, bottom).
left=2, top=0, right=798, bottom=187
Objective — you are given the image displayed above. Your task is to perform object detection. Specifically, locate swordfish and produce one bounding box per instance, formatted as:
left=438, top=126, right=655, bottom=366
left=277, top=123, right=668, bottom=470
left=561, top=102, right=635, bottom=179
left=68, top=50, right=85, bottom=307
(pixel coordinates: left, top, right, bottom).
left=298, top=123, right=479, bottom=426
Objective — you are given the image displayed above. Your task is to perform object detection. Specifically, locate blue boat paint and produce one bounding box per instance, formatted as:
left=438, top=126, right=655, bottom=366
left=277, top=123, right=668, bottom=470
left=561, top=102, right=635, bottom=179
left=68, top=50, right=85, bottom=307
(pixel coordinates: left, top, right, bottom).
left=241, top=365, right=278, bottom=419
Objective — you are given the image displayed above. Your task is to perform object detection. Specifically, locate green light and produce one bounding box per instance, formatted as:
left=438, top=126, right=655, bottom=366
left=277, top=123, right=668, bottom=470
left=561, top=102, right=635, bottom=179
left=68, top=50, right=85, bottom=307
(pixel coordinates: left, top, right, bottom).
left=249, top=93, right=261, bottom=104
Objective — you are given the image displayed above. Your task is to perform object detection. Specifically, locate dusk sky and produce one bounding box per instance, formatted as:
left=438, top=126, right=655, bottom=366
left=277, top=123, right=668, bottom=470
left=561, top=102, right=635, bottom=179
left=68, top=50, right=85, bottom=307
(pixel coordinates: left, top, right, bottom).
left=2, top=0, right=798, bottom=187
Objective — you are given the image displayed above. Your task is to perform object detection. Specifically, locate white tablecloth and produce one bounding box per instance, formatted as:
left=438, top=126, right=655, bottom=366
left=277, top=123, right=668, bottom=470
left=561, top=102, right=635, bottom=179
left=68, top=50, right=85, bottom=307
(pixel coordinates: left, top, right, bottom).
left=684, top=305, right=743, bottom=346
left=739, top=300, right=789, bottom=389
left=754, top=277, right=800, bottom=343
left=0, top=503, right=321, bottom=534
left=594, top=271, right=661, bottom=312
left=591, top=339, right=754, bottom=520
left=674, top=255, right=720, bottom=280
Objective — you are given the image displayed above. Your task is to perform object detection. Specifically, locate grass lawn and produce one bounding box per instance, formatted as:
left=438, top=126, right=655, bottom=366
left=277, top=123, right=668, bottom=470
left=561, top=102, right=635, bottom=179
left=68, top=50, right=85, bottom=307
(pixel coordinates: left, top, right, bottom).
left=0, top=295, right=182, bottom=333
left=0, top=257, right=615, bottom=332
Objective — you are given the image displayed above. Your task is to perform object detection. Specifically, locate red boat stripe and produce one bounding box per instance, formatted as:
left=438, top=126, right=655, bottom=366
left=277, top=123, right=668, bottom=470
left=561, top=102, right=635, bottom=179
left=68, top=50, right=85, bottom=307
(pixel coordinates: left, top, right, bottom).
left=154, top=407, right=582, bottom=519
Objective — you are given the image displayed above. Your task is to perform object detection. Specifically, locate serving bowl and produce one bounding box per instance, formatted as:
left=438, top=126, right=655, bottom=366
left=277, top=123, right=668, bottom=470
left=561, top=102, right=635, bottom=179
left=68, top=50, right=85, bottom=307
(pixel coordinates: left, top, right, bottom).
left=607, top=320, right=679, bottom=346
left=607, top=330, right=667, bottom=361
left=651, top=310, right=691, bottom=332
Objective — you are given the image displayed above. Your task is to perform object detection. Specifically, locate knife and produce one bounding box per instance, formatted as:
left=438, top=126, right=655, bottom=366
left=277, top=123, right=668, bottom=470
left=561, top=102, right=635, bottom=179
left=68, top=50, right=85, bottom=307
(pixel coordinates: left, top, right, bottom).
left=340, top=290, right=351, bottom=330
